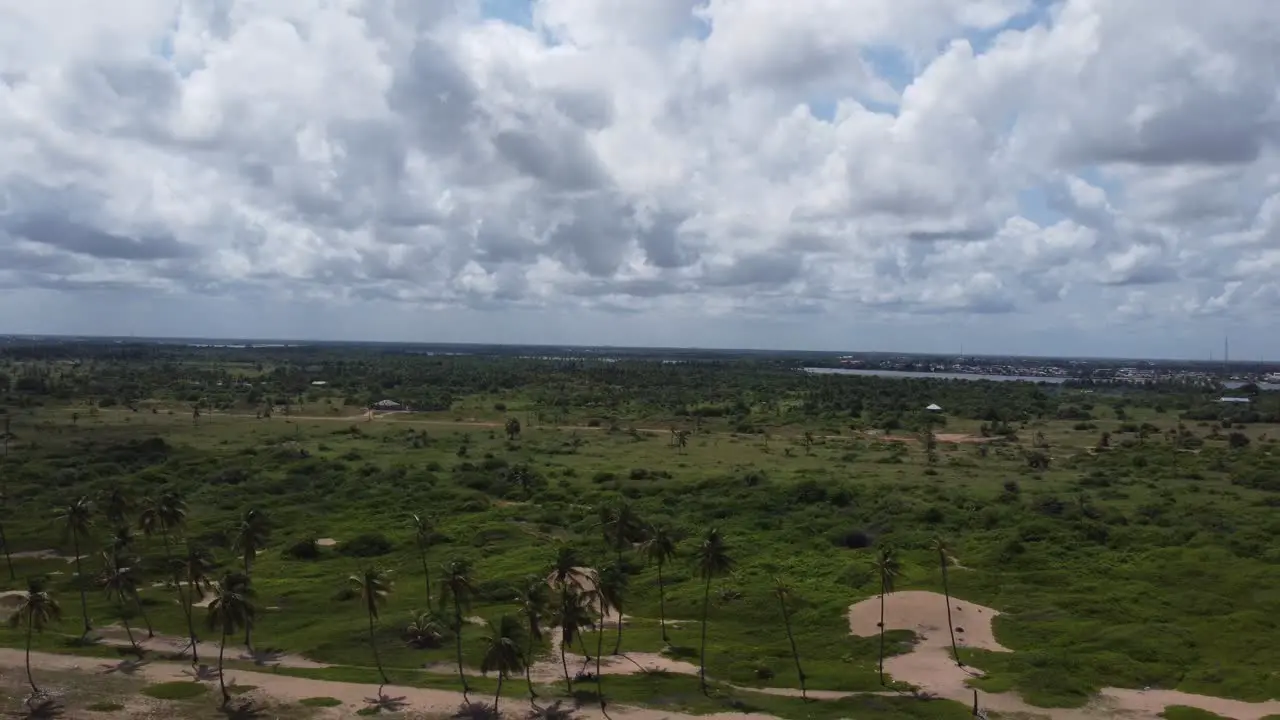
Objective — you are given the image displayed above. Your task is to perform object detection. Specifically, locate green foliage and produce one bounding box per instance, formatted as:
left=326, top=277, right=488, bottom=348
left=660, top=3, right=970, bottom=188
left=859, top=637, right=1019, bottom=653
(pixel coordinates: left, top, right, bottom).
left=300, top=696, right=343, bottom=707
left=1159, top=707, right=1230, bottom=720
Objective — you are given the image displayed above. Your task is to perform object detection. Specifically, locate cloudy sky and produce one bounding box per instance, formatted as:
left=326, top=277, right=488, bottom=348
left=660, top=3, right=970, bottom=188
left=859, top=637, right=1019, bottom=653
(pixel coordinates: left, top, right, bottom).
left=2, top=0, right=1279, bottom=359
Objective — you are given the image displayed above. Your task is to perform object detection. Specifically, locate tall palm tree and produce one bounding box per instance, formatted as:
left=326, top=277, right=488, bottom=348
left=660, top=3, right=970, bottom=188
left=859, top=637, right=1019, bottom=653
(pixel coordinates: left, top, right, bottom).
left=549, top=546, right=589, bottom=589
left=552, top=585, right=593, bottom=695
left=516, top=576, right=549, bottom=704
left=6, top=577, right=61, bottom=696
left=694, top=528, right=733, bottom=695
left=410, top=513, right=434, bottom=612
left=140, top=492, right=189, bottom=641
left=640, top=524, right=677, bottom=643
left=599, top=499, right=643, bottom=567
left=99, top=553, right=144, bottom=657
left=178, top=542, right=216, bottom=666
left=350, top=567, right=393, bottom=686
left=57, top=496, right=94, bottom=635
left=481, top=615, right=527, bottom=714
left=772, top=577, right=807, bottom=701
left=207, top=572, right=255, bottom=708
left=872, top=546, right=901, bottom=685
left=233, top=508, right=270, bottom=650
left=106, top=527, right=153, bottom=638
left=932, top=536, right=962, bottom=667
left=440, top=559, right=476, bottom=702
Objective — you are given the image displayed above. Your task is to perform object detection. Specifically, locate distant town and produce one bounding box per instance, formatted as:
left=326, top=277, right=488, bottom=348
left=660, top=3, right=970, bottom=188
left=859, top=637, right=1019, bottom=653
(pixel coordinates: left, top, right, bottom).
left=831, top=354, right=1280, bottom=387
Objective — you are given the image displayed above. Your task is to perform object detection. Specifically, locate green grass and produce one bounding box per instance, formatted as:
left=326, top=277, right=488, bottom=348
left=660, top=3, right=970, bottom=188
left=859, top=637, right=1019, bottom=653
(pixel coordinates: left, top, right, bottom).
left=299, top=696, right=343, bottom=707
left=1160, top=707, right=1231, bottom=720
left=140, top=681, right=209, bottom=700
left=2, top=370, right=1279, bottom=719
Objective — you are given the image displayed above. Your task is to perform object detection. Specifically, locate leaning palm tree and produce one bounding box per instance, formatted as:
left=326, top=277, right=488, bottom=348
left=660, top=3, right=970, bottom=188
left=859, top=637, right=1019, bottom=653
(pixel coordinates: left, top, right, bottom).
left=99, top=553, right=144, bottom=657
left=233, top=508, right=270, bottom=650
left=773, top=577, right=807, bottom=701
left=106, top=527, right=153, bottom=638
left=516, top=575, right=549, bottom=704
left=207, top=572, right=256, bottom=708
left=410, top=513, right=435, bottom=612
left=140, top=492, right=188, bottom=641
left=694, top=528, right=733, bottom=695
left=872, top=546, right=901, bottom=685
left=552, top=584, right=593, bottom=695
left=932, top=536, right=962, bottom=667
left=350, top=567, right=393, bottom=687
left=440, top=559, right=476, bottom=702
left=7, top=577, right=61, bottom=697
left=177, top=542, right=216, bottom=666
left=640, top=524, right=677, bottom=643
left=597, top=562, right=628, bottom=657
left=481, top=615, right=527, bottom=714
left=57, top=496, right=94, bottom=635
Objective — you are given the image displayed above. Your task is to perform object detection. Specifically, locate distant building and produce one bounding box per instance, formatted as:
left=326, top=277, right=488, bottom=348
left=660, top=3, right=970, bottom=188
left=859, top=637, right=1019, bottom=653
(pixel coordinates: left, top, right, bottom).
left=1217, top=397, right=1250, bottom=404
left=310, top=380, right=327, bottom=386
left=925, top=403, right=943, bottom=412
left=372, top=399, right=406, bottom=411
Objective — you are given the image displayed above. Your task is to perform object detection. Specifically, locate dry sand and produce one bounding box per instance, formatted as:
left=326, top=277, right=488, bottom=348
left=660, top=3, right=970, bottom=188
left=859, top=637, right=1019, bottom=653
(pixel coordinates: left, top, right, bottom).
left=0, top=647, right=775, bottom=720
left=316, top=538, right=338, bottom=547
left=92, top=628, right=331, bottom=670
left=848, top=590, right=1280, bottom=720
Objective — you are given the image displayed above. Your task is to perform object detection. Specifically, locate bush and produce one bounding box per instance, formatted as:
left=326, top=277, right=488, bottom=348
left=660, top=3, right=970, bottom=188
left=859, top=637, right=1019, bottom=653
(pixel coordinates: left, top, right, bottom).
left=338, top=533, right=394, bottom=557
left=283, top=537, right=321, bottom=560
left=301, top=697, right=343, bottom=708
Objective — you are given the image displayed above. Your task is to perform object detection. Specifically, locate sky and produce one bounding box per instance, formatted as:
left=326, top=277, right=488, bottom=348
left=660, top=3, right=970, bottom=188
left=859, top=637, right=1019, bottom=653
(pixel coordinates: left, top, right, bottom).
left=1, top=0, right=1279, bottom=360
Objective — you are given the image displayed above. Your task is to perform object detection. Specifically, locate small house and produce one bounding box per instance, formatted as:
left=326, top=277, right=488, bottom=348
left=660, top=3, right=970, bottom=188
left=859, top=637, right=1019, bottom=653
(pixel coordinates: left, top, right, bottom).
left=1217, top=397, right=1250, bottom=404
left=925, top=403, right=943, bottom=412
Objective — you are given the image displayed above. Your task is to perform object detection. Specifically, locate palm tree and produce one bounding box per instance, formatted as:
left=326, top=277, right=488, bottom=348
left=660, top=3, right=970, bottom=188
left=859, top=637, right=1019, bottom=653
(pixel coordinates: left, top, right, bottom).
left=0, top=511, right=13, bottom=581
left=549, top=546, right=589, bottom=589
left=640, top=524, right=677, bottom=643
left=178, top=542, right=216, bottom=666
left=599, top=499, right=643, bottom=567
left=57, top=496, right=94, bottom=635
left=552, top=585, right=593, bottom=694
left=143, top=492, right=193, bottom=650
left=597, top=562, right=628, bottom=657
left=694, top=528, right=733, bottom=695
left=99, top=554, right=144, bottom=657
left=106, top=527, right=153, bottom=638
left=872, top=546, right=901, bottom=685
left=481, top=615, right=527, bottom=714
left=410, top=513, right=434, bottom=612
left=7, top=577, right=61, bottom=696
left=207, top=572, right=255, bottom=708
left=516, top=576, right=549, bottom=704
left=233, top=508, right=270, bottom=650
left=101, top=486, right=132, bottom=527
left=350, top=567, right=393, bottom=686
left=932, top=536, right=962, bottom=667
left=440, top=559, right=476, bottom=701
left=772, top=577, right=807, bottom=701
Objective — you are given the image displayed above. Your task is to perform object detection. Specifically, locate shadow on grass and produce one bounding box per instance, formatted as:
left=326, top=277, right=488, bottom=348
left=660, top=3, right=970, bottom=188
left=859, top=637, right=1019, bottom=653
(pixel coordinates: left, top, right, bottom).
left=182, top=664, right=222, bottom=682
left=362, top=691, right=409, bottom=714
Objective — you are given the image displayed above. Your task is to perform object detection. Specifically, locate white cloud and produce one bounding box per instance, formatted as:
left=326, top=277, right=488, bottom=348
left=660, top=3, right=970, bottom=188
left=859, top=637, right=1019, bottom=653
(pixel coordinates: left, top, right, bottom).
left=1, top=0, right=1279, bottom=358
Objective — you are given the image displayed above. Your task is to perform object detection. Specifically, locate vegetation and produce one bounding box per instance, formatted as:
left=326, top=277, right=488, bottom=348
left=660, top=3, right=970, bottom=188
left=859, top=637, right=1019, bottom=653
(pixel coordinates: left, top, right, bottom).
left=0, top=344, right=1278, bottom=718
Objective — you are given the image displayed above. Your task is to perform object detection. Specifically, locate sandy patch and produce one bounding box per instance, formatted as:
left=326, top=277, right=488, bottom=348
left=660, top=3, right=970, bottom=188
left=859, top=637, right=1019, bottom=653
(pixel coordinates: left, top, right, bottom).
left=93, top=628, right=330, bottom=669
left=0, top=647, right=776, bottom=720
left=848, top=591, right=1280, bottom=720
left=9, top=549, right=86, bottom=563
left=316, top=538, right=338, bottom=547
left=0, top=589, right=27, bottom=610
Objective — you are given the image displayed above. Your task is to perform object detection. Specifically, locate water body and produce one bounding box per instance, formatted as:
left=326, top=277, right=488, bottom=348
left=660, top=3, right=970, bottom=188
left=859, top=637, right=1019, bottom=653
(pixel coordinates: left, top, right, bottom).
left=803, top=367, right=1068, bottom=383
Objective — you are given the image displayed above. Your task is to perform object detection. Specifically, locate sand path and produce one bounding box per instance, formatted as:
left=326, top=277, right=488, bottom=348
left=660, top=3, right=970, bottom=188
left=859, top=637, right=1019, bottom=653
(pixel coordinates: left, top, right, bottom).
left=851, top=590, right=1280, bottom=720
left=91, top=628, right=331, bottom=669
left=0, top=647, right=775, bottom=720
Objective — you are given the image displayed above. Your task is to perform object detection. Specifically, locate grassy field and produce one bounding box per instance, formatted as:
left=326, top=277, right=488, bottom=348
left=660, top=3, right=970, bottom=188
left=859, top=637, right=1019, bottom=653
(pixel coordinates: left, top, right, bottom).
left=1, top=371, right=1279, bottom=718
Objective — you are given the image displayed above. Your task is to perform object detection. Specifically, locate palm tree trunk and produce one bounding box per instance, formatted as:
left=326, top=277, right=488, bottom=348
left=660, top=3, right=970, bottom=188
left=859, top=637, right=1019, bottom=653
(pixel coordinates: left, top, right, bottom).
left=218, top=625, right=229, bottom=707
left=137, top=594, right=155, bottom=638
left=560, top=635, right=573, bottom=694
left=163, top=533, right=196, bottom=659
left=940, top=553, right=960, bottom=666
left=657, top=559, right=668, bottom=643
left=243, top=554, right=253, bottom=650
left=453, top=601, right=469, bottom=701
left=417, top=545, right=432, bottom=612
left=119, top=598, right=141, bottom=656
left=494, top=673, right=503, bottom=713
left=524, top=632, right=539, bottom=704
left=612, top=602, right=625, bottom=655
left=595, top=612, right=605, bottom=707
left=0, top=522, right=14, bottom=581
left=777, top=597, right=806, bottom=700
left=877, top=583, right=886, bottom=685
left=73, top=534, right=90, bottom=635
left=368, top=611, right=388, bottom=685
left=25, top=613, right=38, bottom=695
left=699, top=576, right=711, bottom=695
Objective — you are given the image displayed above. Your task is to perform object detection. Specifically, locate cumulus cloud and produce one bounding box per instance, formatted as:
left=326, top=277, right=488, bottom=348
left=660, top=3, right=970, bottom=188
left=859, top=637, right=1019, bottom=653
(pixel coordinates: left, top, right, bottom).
left=1, top=0, right=1278, bottom=357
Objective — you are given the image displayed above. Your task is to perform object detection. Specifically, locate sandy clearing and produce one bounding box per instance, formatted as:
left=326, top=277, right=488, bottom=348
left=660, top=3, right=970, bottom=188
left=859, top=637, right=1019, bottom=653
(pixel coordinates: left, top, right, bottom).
left=92, top=628, right=331, bottom=669
left=850, top=591, right=1280, bottom=720
left=0, top=647, right=777, bottom=720
left=8, top=549, right=87, bottom=563
left=316, top=538, right=338, bottom=547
